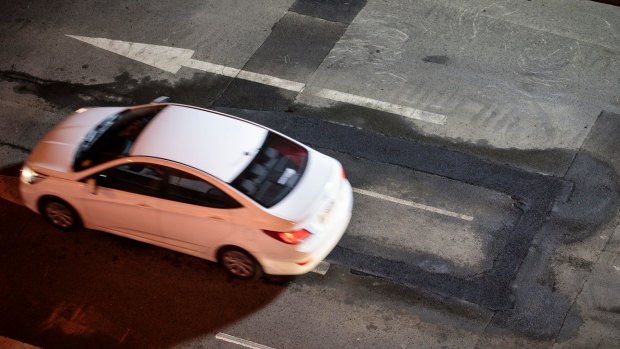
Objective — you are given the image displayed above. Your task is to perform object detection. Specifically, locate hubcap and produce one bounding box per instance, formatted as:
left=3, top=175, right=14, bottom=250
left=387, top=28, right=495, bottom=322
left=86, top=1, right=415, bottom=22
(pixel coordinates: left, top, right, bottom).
left=45, top=202, right=74, bottom=228
left=222, top=251, right=255, bottom=278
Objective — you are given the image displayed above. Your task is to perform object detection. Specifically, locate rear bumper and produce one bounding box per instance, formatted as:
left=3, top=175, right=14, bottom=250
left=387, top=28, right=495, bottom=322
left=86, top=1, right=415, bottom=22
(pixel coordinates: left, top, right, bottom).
left=257, top=179, right=353, bottom=275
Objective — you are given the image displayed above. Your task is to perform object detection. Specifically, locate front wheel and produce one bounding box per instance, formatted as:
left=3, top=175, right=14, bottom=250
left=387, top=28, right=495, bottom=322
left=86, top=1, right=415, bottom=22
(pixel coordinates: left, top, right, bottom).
left=41, top=198, right=80, bottom=231
left=218, top=247, right=262, bottom=280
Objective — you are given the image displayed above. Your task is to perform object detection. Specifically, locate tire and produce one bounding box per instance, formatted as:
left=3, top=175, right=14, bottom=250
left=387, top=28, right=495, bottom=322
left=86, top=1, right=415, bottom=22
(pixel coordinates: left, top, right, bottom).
left=40, top=198, right=81, bottom=231
left=218, top=247, right=262, bottom=280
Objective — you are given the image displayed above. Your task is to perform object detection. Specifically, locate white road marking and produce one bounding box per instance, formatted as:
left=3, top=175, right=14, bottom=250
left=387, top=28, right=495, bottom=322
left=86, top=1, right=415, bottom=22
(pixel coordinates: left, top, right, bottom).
left=352, top=187, right=474, bottom=221
left=314, top=88, right=446, bottom=125
left=185, top=59, right=240, bottom=77
left=311, top=261, right=330, bottom=275
left=237, top=70, right=305, bottom=92
left=66, top=35, right=447, bottom=125
left=215, top=333, right=275, bottom=349
left=66, top=35, right=194, bottom=74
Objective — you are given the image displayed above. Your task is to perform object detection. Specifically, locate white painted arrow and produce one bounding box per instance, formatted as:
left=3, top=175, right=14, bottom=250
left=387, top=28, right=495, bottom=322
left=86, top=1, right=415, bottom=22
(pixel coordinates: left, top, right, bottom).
left=66, top=35, right=447, bottom=125
left=67, top=35, right=304, bottom=91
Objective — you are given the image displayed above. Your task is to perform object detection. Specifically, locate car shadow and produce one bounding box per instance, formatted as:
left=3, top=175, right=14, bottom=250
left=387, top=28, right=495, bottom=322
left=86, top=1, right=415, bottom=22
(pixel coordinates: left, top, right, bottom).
left=0, top=189, right=287, bottom=349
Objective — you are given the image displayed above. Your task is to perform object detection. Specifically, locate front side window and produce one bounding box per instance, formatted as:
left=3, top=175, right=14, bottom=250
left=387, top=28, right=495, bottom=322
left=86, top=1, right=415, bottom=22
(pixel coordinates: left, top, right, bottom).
left=231, top=132, right=308, bottom=207
left=165, top=168, right=241, bottom=209
left=94, top=163, right=164, bottom=197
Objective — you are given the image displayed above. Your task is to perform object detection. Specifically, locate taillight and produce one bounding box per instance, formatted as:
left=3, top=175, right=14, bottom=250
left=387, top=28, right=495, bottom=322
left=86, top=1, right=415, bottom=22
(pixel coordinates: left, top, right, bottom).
left=262, top=229, right=311, bottom=245
left=341, top=167, right=347, bottom=179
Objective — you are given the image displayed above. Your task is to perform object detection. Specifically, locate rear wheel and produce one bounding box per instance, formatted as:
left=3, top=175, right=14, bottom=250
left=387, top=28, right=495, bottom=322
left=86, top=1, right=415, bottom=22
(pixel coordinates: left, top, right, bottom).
left=41, top=198, right=80, bottom=231
left=218, top=247, right=262, bottom=280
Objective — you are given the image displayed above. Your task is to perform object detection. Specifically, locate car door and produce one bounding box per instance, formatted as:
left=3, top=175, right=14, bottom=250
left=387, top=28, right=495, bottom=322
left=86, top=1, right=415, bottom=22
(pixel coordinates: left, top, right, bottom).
left=81, top=162, right=163, bottom=241
left=158, top=167, right=242, bottom=257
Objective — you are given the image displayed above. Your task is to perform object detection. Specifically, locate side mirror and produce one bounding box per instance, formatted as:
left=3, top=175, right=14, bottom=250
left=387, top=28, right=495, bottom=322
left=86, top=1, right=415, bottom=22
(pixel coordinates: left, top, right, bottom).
left=151, top=96, right=170, bottom=103
left=86, top=178, right=97, bottom=194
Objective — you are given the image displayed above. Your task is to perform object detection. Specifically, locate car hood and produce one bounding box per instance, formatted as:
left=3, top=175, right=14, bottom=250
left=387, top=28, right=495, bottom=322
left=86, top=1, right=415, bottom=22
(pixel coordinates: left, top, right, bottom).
left=28, top=107, right=125, bottom=173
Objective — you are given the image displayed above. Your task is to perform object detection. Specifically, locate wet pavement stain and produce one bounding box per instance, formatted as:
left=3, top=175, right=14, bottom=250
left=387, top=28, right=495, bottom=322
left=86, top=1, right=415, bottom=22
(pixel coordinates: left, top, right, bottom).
left=423, top=55, right=449, bottom=65
left=0, top=70, right=231, bottom=111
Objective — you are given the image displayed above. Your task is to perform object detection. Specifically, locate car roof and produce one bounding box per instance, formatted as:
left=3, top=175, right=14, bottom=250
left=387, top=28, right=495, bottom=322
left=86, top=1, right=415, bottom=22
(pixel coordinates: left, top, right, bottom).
left=130, top=105, right=268, bottom=183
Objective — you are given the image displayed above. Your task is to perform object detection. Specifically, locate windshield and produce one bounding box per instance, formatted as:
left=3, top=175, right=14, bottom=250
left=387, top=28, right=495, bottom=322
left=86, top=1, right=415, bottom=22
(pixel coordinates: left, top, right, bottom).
left=73, top=105, right=165, bottom=171
left=231, top=132, right=308, bottom=208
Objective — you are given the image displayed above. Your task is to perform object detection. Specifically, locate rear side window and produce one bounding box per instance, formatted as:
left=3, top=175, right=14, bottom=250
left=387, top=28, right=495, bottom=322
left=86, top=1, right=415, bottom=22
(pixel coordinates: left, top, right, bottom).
left=164, top=168, right=241, bottom=209
left=231, top=132, right=308, bottom=208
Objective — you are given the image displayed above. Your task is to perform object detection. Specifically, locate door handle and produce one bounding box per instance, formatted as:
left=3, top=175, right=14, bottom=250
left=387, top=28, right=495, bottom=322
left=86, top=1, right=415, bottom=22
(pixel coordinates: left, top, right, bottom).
left=136, top=203, right=151, bottom=208
left=208, top=216, right=224, bottom=221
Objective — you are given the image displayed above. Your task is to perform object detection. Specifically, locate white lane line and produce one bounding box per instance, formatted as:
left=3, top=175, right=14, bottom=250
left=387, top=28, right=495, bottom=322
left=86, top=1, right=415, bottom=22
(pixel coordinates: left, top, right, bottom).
left=237, top=70, right=305, bottom=92
left=185, top=59, right=240, bottom=78
left=215, top=333, right=275, bottom=349
left=66, top=35, right=447, bottom=125
left=314, top=88, right=447, bottom=125
left=352, top=187, right=474, bottom=221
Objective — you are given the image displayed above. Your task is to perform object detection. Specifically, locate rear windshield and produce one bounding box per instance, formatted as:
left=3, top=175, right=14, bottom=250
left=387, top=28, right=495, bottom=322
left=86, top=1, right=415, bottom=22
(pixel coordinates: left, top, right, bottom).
left=73, top=105, right=165, bottom=171
left=231, top=132, right=308, bottom=208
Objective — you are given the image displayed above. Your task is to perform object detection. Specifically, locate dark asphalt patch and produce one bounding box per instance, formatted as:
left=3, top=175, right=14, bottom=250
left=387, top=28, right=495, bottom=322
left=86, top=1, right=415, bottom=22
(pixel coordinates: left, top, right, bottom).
left=216, top=107, right=571, bottom=310
left=289, top=0, right=367, bottom=24
left=239, top=12, right=347, bottom=82
left=218, top=107, right=619, bottom=338
left=213, top=12, right=345, bottom=110
left=423, top=55, right=449, bottom=65
left=212, top=79, right=299, bottom=111
left=290, top=100, right=577, bottom=175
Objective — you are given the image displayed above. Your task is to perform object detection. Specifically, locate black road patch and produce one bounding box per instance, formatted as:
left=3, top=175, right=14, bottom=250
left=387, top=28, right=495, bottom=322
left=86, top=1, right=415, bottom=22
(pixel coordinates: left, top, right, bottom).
left=290, top=100, right=577, bottom=175
left=213, top=12, right=346, bottom=110
left=290, top=0, right=367, bottom=24
left=216, top=107, right=572, bottom=311
left=423, top=55, right=449, bottom=65
left=218, top=107, right=620, bottom=339
left=237, top=12, right=347, bottom=82
left=214, top=80, right=299, bottom=112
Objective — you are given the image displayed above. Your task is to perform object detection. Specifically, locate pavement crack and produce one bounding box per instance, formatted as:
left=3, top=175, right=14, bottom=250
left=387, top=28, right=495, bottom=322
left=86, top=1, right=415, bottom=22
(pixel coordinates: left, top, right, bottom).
left=0, top=141, right=30, bottom=153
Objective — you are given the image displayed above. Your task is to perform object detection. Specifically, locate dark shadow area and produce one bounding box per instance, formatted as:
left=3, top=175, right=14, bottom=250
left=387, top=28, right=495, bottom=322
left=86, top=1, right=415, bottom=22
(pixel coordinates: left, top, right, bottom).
left=0, top=198, right=285, bottom=349
left=0, top=162, right=22, bottom=176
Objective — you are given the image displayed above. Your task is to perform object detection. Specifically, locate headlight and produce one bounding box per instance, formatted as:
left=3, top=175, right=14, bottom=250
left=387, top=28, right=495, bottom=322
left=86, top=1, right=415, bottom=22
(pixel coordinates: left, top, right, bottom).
left=20, top=165, right=45, bottom=184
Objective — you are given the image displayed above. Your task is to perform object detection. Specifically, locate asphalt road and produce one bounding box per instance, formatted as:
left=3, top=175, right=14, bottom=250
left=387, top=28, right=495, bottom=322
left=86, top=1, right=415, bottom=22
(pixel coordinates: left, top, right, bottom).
left=1, top=1, right=620, bottom=348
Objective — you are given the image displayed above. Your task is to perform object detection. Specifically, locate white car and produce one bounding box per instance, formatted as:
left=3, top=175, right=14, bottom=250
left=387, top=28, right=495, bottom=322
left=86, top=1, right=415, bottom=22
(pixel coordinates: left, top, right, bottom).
left=20, top=101, right=353, bottom=279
